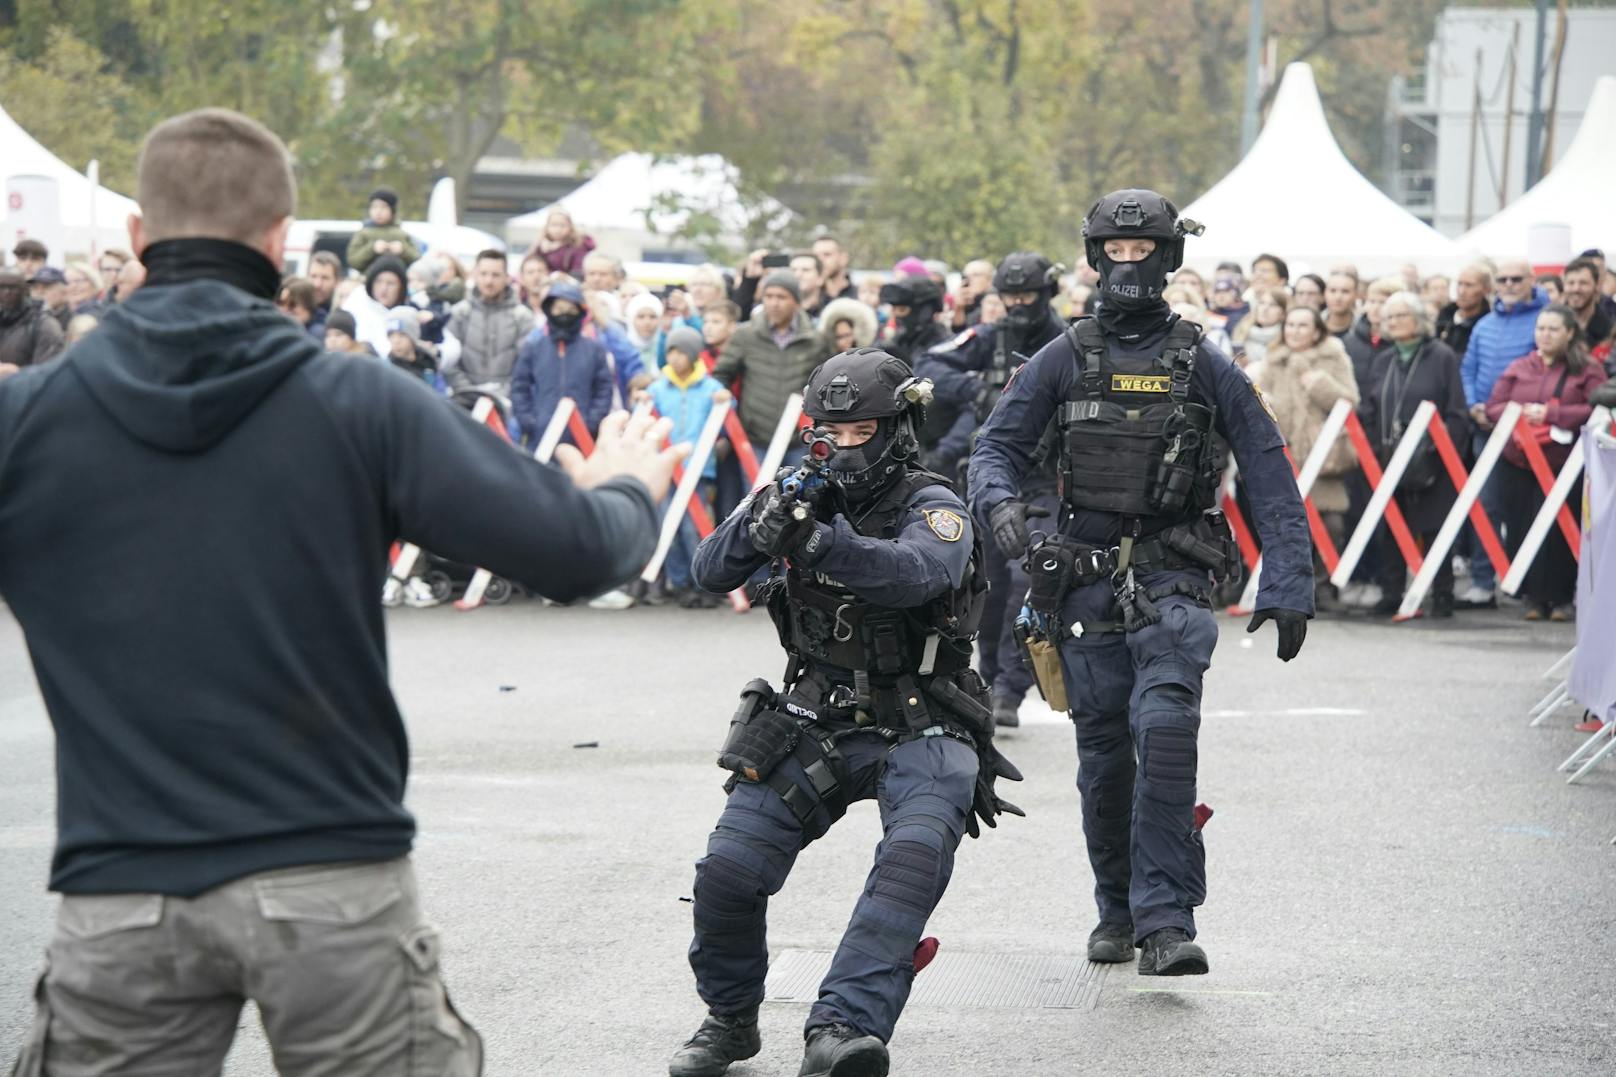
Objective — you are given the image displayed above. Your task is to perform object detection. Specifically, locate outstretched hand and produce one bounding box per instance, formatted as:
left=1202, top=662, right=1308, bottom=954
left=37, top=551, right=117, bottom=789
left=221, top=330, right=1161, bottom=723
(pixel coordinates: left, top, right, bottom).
left=554, top=410, right=686, bottom=500
left=1246, top=608, right=1308, bottom=662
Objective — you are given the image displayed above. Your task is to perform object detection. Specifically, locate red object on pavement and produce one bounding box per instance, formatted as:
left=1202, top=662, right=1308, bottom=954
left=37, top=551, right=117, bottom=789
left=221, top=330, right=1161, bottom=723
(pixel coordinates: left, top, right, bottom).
left=1193, top=803, right=1213, bottom=831
left=913, top=937, right=939, bottom=973
left=1574, top=717, right=1604, bottom=734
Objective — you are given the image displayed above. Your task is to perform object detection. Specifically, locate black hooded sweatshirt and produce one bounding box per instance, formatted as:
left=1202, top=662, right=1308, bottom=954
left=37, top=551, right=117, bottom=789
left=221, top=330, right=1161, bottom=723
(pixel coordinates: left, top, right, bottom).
left=0, top=239, right=658, bottom=895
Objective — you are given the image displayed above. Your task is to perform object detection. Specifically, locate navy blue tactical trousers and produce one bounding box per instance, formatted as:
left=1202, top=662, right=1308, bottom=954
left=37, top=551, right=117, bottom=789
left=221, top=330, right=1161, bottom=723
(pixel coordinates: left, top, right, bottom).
left=1058, top=583, right=1217, bottom=942
left=977, top=491, right=1060, bottom=705
left=688, top=731, right=977, bottom=1043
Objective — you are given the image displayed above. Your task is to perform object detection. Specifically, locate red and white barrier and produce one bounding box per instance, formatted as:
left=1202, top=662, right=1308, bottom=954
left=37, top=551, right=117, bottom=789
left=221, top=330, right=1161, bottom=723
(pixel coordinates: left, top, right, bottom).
left=1393, top=403, right=1520, bottom=618
left=1235, top=399, right=1352, bottom=612
left=753, top=394, right=806, bottom=491
left=1500, top=417, right=1585, bottom=597
left=723, top=408, right=762, bottom=487
left=1329, top=401, right=1435, bottom=589
left=641, top=400, right=732, bottom=584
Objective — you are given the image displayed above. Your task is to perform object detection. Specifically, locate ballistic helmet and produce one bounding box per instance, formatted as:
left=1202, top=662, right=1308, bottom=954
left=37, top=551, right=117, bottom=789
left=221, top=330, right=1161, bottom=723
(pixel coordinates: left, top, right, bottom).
left=802, top=348, right=935, bottom=503
left=993, top=251, right=1059, bottom=296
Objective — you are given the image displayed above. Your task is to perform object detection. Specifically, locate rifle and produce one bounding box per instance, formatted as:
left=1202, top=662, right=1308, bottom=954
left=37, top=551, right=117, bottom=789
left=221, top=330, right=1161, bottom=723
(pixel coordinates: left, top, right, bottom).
left=778, top=427, right=837, bottom=521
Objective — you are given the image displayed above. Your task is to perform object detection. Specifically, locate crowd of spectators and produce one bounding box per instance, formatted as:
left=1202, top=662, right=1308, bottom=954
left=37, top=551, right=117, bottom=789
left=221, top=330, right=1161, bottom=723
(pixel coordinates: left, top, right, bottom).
left=5, top=192, right=1615, bottom=627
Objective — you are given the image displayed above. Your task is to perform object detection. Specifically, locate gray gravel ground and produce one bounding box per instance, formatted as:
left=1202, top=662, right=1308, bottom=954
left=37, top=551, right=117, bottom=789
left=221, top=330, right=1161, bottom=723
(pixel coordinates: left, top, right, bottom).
left=1, top=601, right=1611, bottom=1076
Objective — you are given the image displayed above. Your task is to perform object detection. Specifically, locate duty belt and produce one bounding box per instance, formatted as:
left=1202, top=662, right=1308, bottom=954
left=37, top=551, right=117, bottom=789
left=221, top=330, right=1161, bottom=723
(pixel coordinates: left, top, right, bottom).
left=1045, top=532, right=1212, bottom=588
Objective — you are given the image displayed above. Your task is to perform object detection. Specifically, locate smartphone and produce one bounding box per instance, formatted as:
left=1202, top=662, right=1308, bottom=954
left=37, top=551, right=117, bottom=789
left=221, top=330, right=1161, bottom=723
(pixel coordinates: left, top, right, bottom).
left=761, top=252, right=791, bottom=269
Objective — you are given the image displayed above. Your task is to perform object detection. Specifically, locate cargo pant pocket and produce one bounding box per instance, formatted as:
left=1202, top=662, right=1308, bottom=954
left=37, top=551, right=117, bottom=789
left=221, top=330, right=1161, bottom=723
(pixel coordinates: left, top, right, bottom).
left=399, top=925, right=482, bottom=1077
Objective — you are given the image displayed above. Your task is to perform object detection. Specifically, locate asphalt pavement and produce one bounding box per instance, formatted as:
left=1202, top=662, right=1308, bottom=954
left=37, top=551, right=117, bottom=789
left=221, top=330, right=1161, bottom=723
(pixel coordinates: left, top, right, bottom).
left=1, top=600, right=1611, bottom=1076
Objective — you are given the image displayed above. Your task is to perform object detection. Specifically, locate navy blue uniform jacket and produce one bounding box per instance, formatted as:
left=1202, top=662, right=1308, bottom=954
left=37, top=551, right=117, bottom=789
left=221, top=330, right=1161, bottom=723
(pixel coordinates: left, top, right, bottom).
left=693, top=481, right=974, bottom=610
left=968, top=317, right=1314, bottom=616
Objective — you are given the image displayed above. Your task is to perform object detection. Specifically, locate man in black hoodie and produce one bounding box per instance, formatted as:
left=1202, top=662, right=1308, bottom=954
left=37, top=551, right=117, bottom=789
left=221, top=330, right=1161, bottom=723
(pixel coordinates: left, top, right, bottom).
left=3, top=108, right=681, bottom=1075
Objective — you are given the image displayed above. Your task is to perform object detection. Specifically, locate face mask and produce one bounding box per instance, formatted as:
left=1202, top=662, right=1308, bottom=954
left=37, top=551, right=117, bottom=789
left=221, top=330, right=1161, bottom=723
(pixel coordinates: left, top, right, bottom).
left=548, top=310, right=582, bottom=333
left=1002, top=297, right=1048, bottom=334
left=826, top=426, right=905, bottom=505
left=1098, top=249, right=1170, bottom=311
left=828, top=428, right=886, bottom=478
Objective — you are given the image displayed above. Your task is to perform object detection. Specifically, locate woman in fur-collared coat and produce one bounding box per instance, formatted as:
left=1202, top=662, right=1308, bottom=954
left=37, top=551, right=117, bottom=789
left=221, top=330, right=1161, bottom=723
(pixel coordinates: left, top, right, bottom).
left=1255, top=305, right=1361, bottom=515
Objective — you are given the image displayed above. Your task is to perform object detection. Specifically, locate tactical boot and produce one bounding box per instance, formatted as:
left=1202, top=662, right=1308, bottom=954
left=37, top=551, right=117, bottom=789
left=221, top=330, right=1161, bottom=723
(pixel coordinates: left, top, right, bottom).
left=668, top=1011, right=761, bottom=1077
left=992, top=694, right=1021, bottom=729
left=797, top=1023, right=890, bottom=1077
left=1137, top=927, right=1209, bottom=976
left=1086, top=921, right=1135, bottom=963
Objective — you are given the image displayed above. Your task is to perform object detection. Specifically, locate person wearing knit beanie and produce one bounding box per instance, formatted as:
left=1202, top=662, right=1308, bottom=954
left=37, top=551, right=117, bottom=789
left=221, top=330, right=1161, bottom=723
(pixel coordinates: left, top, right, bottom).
left=761, top=269, right=800, bottom=302
left=665, top=325, right=704, bottom=363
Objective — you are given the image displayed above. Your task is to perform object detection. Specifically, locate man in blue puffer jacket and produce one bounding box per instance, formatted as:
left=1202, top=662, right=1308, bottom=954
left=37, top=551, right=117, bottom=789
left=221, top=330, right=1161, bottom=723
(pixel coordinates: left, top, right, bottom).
left=1458, top=259, right=1546, bottom=602
left=510, top=279, right=615, bottom=445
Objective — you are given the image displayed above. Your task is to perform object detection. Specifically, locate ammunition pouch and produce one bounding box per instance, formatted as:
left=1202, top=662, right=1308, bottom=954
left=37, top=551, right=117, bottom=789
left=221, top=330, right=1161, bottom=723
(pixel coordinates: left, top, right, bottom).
left=1131, top=511, right=1241, bottom=582
left=1026, top=534, right=1118, bottom=615
left=1015, top=627, right=1069, bottom=711
left=718, top=678, right=851, bottom=840
left=717, top=679, right=797, bottom=782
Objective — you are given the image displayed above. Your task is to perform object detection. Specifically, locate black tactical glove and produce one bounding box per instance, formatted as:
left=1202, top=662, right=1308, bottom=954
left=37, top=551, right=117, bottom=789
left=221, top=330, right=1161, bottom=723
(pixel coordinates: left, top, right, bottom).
left=988, top=499, right=1051, bottom=559
left=1246, top=608, right=1308, bottom=662
left=748, top=489, right=815, bottom=560
left=966, top=739, right=1026, bottom=840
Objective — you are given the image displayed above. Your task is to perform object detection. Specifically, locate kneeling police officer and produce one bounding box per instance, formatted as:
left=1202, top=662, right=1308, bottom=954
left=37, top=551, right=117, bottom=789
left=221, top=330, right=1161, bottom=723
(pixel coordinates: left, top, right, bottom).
left=670, top=347, right=1021, bottom=1077
left=918, top=251, right=1067, bottom=726
left=969, top=191, right=1312, bottom=976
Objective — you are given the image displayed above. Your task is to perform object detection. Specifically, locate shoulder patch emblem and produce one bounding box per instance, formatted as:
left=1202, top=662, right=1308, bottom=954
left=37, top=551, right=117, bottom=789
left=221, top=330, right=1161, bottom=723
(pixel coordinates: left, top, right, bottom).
left=923, top=509, right=965, bottom=542
left=1252, top=382, right=1278, bottom=423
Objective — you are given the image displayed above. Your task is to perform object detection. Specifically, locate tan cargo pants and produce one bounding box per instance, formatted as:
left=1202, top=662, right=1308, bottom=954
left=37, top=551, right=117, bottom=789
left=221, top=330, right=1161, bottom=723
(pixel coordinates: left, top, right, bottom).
left=10, top=857, right=481, bottom=1077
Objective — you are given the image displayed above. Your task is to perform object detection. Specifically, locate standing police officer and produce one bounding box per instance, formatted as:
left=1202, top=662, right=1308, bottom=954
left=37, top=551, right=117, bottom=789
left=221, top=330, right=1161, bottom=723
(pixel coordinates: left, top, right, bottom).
left=669, top=348, right=1021, bottom=1077
left=918, top=252, right=1067, bottom=726
left=969, top=191, right=1312, bottom=976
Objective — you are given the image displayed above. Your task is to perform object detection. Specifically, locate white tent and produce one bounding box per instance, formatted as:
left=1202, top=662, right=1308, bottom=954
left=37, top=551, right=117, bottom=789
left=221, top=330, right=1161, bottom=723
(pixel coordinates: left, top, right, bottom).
left=505, top=153, right=788, bottom=260
left=1460, top=75, right=1616, bottom=263
left=0, top=101, right=137, bottom=260
left=1180, top=63, right=1463, bottom=277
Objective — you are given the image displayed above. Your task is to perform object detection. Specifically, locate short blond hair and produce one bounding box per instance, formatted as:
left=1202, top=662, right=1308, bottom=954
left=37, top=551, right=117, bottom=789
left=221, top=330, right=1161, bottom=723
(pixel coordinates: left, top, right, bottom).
left=1366, top=275, right=1404, bottom=301
left=137, top=108, right=295, bottom=244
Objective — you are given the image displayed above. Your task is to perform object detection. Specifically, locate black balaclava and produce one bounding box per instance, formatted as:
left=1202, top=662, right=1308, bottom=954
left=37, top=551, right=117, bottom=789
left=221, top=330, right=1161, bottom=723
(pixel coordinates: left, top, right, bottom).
left=826, top=418, right=905, bottom=507
left=1094, top=246, right=1172, bottom=338
left=546, top=307, right=582, bottom=341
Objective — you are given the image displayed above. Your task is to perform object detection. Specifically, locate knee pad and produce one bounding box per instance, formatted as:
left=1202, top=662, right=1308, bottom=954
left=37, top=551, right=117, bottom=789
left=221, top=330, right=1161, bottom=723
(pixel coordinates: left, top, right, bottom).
left=694, top=854, right=764, bottom=923
left=1137, top=722, right=1197, bottom=804
left=871, top=838, right=945, bottom=915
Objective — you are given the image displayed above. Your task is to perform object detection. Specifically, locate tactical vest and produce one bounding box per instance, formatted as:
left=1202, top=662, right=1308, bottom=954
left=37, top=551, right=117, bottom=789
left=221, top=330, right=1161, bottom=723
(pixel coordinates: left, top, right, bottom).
left=1057, top=316, right=1220, bottom=526
left=768, top=470, right=985, bottom=682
